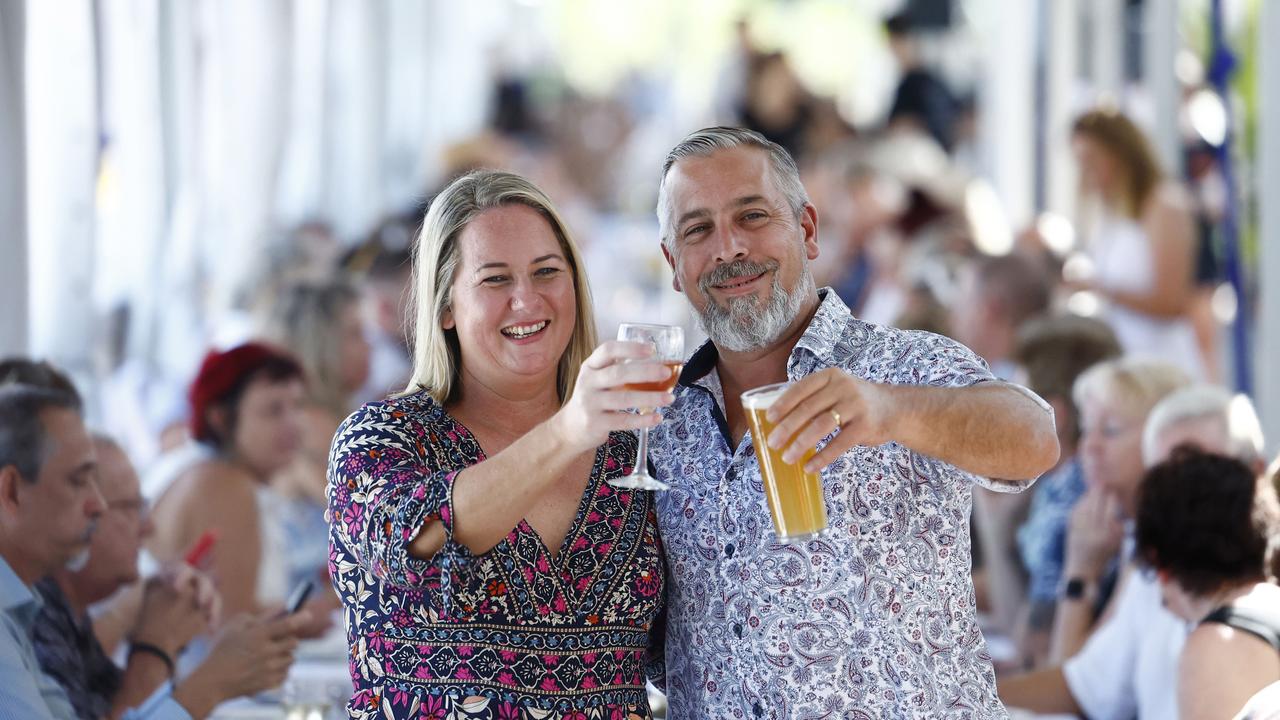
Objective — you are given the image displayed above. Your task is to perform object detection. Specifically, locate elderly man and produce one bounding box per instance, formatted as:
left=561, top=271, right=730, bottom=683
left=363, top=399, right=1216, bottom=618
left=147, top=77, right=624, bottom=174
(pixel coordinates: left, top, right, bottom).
left=646, top=126, right=1060, bottom=718
left=0, top=385, right=303, bottom=720
left=998, top=383, right=1268, bottom=719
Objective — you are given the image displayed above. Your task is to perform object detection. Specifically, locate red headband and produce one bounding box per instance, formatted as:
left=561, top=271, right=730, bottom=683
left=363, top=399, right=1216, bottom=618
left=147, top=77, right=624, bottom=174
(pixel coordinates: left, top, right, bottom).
left=188, top=342, right=300, bottom=442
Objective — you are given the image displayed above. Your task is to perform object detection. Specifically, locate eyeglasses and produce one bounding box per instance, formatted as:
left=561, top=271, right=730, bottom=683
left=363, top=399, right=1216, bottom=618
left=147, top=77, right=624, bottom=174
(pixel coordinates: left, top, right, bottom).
left=105, top=496, right=151, bottom=523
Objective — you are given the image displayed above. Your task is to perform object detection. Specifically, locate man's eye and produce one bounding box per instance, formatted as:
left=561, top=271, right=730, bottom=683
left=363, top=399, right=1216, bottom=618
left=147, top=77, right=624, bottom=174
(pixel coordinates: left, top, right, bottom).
left=743, top=211, right=767, bottom=221
left=684, top=225, right=707, bottom=238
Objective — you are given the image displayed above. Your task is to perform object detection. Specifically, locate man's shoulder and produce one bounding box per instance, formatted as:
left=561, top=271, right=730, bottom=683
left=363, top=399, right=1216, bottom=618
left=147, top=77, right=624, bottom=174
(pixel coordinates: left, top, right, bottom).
left=827, top=316, right=984, bottom=382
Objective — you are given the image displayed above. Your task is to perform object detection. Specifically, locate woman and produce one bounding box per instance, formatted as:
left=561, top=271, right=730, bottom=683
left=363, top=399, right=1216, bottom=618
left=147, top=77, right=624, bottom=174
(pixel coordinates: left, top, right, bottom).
left=148, top=342, right=320, bottom=628
left=1135, top=449, right=1280, bottom=719
left=1049, top=356, right=1191, bottom=661
left=1070, top=109, right=1211, bottom=379
left=327, top=170, right=673, bottom=719
left=263, top=279, right=371, bottom=592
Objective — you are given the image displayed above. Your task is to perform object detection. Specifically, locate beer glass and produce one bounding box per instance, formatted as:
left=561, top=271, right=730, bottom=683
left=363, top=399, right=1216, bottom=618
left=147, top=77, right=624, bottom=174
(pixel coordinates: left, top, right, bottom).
left=608, top=323, right=684, bottom=491
left=741, top=382, right=829, bottom=540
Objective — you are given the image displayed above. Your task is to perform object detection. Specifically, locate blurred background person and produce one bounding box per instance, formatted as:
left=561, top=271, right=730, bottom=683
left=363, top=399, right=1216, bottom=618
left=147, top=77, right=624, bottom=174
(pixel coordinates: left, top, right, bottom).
left=949, top=252, right=1052, bottom=380
left=261, top=279, right=369, bottom=597
left=972, top=315, right=1122, bottom=668
left=1069, top=109, right=1211, bottom=379
left=1134, top=449, right=1280, bottom=720
left=1001, top=384, right=1267, bottom=719
left=147, top=343, right=328, bottom=638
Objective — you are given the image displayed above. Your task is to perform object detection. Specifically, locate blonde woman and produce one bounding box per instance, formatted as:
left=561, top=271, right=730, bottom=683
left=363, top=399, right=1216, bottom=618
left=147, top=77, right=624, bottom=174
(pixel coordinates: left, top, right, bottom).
left=262, top=280, right=370, bottom=592
left=1070, top=109, right=1211, bottom=379
left=327, top=170, right=672, bottom=719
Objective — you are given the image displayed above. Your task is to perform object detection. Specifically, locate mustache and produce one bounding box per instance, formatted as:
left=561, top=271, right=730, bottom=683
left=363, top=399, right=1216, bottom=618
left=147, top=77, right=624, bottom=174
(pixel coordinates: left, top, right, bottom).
left=698, top=259, right=778, bottom=294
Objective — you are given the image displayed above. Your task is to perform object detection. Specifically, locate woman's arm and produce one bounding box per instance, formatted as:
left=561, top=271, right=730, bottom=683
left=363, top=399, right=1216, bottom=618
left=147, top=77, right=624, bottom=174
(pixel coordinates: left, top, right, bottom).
left=1105, top=187, right=1196, bottom=319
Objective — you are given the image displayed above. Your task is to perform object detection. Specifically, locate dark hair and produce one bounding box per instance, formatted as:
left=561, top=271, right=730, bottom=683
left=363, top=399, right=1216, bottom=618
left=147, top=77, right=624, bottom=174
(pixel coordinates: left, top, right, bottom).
left=0, top=358, right=83, bottom=409
left=1136, top=448, right=1280, bottom=596
left=1014, top=315, right=1123, bottom=444
left=0, top=385, right=83, bottom=481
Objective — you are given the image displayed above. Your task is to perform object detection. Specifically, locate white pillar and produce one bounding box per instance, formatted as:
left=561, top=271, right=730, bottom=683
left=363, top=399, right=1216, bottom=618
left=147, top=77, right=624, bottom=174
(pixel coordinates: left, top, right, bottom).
left=1044, top=0, right=1080, bottom=220
left=1142, top=0, right=1181, bottom=175
left=1090, top=0, right=1124, bottom=102
left=1258, top=0, right=1280, bottom=457
left=977, top=0, right=1037, bottom=228
left=0, top=1, right=26, bottom=356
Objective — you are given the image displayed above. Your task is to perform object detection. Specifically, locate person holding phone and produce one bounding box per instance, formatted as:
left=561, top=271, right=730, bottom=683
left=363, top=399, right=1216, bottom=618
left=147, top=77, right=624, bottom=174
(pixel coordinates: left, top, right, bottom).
left=327, top=170, right=672, bottom=720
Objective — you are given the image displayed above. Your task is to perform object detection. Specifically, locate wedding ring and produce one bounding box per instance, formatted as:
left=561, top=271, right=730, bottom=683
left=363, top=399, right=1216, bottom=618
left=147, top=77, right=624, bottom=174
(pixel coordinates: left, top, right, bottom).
left=829, top=408, right=842, bottom=429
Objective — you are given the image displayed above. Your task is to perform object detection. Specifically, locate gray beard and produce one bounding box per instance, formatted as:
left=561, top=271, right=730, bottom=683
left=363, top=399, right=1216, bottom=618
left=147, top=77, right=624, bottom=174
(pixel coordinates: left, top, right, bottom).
left=694, top=259, right=815, bottom=352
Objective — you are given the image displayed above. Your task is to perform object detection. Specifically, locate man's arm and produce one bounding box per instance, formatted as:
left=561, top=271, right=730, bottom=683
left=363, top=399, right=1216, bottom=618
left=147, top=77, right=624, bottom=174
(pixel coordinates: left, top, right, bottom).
left=767, top=369, right=1059, bottom=481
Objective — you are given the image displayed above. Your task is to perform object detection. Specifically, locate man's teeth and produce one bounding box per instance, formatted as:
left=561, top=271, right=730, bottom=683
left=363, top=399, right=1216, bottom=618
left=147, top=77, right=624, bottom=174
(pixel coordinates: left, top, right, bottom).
left=502, top=321, right=548, bottom=339
left=718, top=275, right=757, bottom=289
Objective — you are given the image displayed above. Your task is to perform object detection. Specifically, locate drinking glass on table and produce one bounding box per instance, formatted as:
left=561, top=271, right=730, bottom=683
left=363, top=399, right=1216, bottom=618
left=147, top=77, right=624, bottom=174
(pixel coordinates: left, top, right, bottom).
left=741, top=382, right=829, bottom=540
left=608, top=322, right=684, bottom=491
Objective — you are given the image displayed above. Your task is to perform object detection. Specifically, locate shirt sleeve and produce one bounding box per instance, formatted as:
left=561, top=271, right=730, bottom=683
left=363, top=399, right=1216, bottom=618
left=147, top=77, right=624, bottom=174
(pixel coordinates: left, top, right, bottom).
left=119, top=683, right=192, bottom=720
left=327, top=403, right=475, bottom=597
left=1062, top=574, right=1143, bottom=720
left=0, top=625, right=79, bottom=720
left=890, top=329, right=1049, bottom=493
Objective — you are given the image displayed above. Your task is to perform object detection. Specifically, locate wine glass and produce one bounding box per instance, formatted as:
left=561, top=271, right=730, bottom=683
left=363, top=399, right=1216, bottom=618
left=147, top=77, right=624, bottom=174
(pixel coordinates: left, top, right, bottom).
left=608, top=323, right=684, bottom=491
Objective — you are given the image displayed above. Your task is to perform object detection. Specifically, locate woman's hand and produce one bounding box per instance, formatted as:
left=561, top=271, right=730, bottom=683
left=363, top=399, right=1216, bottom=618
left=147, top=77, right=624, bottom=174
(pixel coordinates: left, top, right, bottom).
left=550, top=341, right=677, bottom=454
left=1064, top=487, right=1125, bottom=580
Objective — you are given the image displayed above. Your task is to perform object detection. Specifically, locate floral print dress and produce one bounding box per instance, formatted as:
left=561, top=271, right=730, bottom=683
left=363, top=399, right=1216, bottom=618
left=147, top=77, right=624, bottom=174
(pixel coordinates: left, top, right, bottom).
left=327, top=392, right=665, bottom=720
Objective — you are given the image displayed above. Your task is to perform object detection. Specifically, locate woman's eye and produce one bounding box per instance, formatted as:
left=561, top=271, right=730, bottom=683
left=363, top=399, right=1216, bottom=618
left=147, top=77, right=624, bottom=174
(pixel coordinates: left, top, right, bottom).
left=482, top=275, right=509, bottom=285
left=535, top=267, right=562, bottom=278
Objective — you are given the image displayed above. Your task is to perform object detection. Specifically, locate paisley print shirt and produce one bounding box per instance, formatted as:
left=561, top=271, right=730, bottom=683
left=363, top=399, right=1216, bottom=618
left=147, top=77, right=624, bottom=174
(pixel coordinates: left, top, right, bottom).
left=648, top=290, right=1042, bottom=719
left=327, top=392, right=666, bottom=719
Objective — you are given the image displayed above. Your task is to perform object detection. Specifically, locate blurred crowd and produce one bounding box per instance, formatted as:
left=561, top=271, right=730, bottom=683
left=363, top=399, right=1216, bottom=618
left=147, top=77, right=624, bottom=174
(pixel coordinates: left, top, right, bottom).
left=2, top=10, right=1276, bottom=720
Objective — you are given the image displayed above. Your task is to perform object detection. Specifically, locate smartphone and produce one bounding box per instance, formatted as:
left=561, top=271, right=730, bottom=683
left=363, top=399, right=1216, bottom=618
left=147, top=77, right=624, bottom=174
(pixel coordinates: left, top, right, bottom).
left=183, top=529, right=219, bottom=567
left=285, top=580, right=314, bottom=615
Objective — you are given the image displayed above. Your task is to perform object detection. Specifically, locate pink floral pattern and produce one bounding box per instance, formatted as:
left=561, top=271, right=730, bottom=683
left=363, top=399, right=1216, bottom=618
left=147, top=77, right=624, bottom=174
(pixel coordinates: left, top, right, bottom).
left=328, top=393, right=664, bottom=719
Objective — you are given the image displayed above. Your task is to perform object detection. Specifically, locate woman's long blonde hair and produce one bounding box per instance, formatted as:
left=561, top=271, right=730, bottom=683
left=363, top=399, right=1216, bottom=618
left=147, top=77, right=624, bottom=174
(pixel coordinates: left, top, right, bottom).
left=404, top=169, right=597, bottom=406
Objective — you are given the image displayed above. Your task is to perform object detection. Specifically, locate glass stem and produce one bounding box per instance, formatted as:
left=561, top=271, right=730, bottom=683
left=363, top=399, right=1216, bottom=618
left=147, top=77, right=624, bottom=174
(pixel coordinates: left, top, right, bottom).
left=634, top=424, right=651, bottom=477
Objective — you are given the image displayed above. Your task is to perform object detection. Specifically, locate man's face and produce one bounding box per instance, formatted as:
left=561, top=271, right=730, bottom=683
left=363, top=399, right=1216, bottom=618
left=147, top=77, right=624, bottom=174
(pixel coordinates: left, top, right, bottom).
left=84, top=439, right=151, bottom=589
left=12, top=409, right=103, bottom=575
left=661, top=146, right=820, bottom=352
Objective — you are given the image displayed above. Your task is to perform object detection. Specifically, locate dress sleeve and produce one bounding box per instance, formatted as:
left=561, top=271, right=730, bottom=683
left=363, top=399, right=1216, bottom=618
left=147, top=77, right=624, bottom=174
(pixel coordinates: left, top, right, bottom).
left=327, top=403, right=475, bottom=595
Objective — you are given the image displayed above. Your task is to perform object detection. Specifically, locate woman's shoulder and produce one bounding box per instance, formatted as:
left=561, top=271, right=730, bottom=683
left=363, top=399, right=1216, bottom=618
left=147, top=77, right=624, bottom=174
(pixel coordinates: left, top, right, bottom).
left=162, top=457, right=259, bottom=515
left=339, top=389, right=447, bottom=436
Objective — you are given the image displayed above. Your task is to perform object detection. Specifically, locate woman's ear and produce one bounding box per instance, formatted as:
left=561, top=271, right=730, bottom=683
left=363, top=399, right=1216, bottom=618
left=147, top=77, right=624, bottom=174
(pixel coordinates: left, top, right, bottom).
left=441, top=305, right=455, bottom=330
left=206, top=405, right=231, bottom=442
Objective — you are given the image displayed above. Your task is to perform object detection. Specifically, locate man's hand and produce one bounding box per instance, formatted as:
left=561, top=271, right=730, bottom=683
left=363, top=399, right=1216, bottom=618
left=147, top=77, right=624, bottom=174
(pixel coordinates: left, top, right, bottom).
left=174, top=611, right=303, bottom=718
left=764, top=368, right=893, bottom=473
left=130, top=564, right=219, bottom=657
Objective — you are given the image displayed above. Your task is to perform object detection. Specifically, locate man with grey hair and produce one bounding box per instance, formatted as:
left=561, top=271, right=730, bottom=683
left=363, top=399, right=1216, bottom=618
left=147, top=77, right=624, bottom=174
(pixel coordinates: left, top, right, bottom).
left=1142, top=384, right=1266, bottom=471
left=646, top=126, right=1061, bottom=718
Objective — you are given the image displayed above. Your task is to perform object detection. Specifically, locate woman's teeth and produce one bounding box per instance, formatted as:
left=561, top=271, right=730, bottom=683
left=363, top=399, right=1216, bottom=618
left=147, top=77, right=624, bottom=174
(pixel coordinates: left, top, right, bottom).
left=502, top=321, right=548, bottom=339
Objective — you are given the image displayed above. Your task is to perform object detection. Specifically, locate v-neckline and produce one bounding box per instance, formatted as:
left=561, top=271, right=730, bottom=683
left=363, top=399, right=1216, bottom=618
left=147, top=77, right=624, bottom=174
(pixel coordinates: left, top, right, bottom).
left=449, top=415, right=607, bottom=564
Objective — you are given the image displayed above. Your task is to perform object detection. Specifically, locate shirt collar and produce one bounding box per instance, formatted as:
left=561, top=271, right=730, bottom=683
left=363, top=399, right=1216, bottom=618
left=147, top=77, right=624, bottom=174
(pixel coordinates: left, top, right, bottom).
left=678, top=288, right=850, bottom=388
left=0, top=554, right=41, bottom=629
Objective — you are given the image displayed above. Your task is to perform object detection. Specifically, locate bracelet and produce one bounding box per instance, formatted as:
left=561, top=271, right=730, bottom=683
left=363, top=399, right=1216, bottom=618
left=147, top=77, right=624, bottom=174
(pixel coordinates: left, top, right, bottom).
left=129, top=642, right=175, bottom=678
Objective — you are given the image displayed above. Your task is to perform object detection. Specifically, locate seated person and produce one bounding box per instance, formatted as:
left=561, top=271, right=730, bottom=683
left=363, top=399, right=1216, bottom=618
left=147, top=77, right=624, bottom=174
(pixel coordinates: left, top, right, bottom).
left=999, top=384, right=1268, bottom=719
left=1135, top=449, right=1280, bottom=720
left=148, top=343, right=328, bottom=636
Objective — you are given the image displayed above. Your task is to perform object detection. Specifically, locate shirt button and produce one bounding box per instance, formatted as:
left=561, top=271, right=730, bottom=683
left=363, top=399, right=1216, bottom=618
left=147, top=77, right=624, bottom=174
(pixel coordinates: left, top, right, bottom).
left=724, top=543, right=735, bottom=558
left=733, top=623, right=743, bottom=638
left=753, top=702, right=764, bottom=717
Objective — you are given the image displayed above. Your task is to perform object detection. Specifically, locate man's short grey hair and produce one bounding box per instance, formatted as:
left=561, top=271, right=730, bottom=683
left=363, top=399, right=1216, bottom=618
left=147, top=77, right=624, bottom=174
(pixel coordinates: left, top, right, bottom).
left=1142, top=384, right=1266, bottom=466
left=0, top=385, right=82, bottom=481
left=656, top=126, right=810, bottom=251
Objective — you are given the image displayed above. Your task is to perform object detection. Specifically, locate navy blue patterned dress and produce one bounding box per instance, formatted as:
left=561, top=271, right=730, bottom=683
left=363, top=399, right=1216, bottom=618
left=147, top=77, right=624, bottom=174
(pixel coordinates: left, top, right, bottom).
left=327, top=392, right=665, bottom=719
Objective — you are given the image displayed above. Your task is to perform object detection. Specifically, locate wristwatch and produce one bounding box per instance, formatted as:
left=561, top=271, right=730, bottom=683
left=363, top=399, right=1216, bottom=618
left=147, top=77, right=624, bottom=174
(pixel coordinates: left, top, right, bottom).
left=1060, top=577, right=1094, bottom=602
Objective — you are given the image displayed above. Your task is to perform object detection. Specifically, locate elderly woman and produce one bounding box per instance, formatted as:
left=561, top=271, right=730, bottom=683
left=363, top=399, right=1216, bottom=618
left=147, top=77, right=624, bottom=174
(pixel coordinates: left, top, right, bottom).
left=328, top=170, right=672, bottom=719
left=1135, top=449, right=1280, bottom=720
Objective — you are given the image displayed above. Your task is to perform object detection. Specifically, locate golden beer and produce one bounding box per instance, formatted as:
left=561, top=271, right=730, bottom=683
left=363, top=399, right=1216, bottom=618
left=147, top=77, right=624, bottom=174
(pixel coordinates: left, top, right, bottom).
left=741, top=383, right=829, bottom=540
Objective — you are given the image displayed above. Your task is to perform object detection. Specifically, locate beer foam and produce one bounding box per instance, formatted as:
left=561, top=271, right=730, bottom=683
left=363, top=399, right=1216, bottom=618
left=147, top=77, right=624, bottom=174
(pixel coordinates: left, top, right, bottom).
left=741, top=384, right=788, bottom=410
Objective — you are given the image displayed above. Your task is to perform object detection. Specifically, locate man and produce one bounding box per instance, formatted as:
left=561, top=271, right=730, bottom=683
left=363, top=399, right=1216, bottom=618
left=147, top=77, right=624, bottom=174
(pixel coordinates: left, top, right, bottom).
left=647, top=126, right=1060, bottom=718
left=999, top=384, right=1267, bottom=719
left=0, top=385, right=302, bottom=719
left=948, top=253, right=1051, bottom=381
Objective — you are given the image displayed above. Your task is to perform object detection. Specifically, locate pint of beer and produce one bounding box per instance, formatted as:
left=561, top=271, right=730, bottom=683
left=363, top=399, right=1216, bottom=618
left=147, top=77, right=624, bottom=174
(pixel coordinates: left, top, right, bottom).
left=741, top=382, right=829, bottom=540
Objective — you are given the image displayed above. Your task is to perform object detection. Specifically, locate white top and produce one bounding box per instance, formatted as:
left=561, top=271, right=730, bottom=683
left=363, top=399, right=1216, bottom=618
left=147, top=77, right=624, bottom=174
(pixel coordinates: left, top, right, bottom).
left=1063, top=568, right=1187, bottom=719
left=1089, top=211, right=1204, bottom=379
